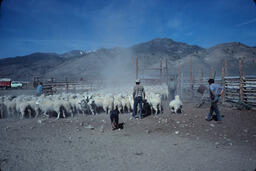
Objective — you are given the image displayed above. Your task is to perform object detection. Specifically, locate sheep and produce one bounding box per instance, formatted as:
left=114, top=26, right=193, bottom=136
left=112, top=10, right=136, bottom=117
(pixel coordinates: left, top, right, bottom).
left=1, top=96, right=17, bottom=118
left=58, top=98, right=73, bottom=118
left=80, top=97, right=95, bottom=115
left=35, top=94, right=81, bottom=119
left=25, top=97, right=41, bottom=118
left=0, top=103, right=4, bottom=119
left=1, top=93, right=82, bottom=119
left=65, top=95, right=80, bottom=116
left=71, top=94, right=95, bottom=115
left=114, top=94, right=123, bottom=113
left=37, top=96, right=65, bottom=119
left=0, top=84, right=171, bottom=119
left=169, top=95, right=183, bottom=114
left=147, top=93, right=162, bottom=115
left=15, top=95, right=34, bottom=118
left=102, top=95, right=114, bottom=114
left=128, top=95, right=134, bottom=112
left=121, top=95, right=132, bottom=113
left=0, top=96, right=8, bottom=119
left=91, top=94, right=105, bottom=114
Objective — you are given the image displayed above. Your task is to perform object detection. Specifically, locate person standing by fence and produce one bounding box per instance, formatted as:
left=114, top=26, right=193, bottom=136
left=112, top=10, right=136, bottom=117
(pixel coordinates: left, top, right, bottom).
left=132, top=79, right=145, bottom=119
left=168, top=77, right=177, bottom=101
left=206, top=79, right=224, bottom=123
left=36, top=82, right=43, bottom=96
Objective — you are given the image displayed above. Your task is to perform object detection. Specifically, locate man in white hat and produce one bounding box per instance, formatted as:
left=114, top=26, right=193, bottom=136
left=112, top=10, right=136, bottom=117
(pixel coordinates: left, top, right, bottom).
left=132, top=79, right=145, bottom=119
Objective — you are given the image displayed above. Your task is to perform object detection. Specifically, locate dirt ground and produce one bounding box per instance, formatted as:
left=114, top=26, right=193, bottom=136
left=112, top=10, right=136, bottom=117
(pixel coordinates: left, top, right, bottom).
left=0, top=102, right=256, bottom=171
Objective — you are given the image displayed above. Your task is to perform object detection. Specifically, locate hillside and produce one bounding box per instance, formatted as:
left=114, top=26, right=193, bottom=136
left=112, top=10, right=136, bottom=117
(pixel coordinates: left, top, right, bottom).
left=131, top=38, right=202, bottom=63
left=0, top=53, right=66, bottom=81
left=44, top=38, right=204, bottom=82
left=0, top=38, right=255, bottom=82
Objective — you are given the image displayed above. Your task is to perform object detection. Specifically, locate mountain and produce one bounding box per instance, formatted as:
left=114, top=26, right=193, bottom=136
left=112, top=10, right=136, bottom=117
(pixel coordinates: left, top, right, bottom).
left=60, top=50, right=86, bottom=59
left=0, top=52, right=66, bottom=81
left=44, top=38, right=205, bottom=82
left=201, top=42, right=256, bottom=75
left=0, top=38, right=255, bottom=82
left=131, top=38, right=202, bottom=62
left=44, top=47, right=135, bottom=83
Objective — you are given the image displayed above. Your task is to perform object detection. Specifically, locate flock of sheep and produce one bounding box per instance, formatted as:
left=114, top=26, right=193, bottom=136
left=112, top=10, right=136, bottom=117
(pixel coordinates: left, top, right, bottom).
left=0, top=85, right=182, bottom=119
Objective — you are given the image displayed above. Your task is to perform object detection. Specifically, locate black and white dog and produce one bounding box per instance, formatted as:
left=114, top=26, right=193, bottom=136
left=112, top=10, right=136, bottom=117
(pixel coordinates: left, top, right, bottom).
left=110, top=106, right=124, bottom=130
left=110, top=107, right=119, bottom=130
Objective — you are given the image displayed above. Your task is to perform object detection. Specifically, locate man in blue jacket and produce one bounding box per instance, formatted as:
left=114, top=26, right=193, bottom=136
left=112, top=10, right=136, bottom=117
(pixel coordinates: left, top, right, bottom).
left=206, top=79, right=224, bottom=122
left=36, top=82, right=43, bottom=96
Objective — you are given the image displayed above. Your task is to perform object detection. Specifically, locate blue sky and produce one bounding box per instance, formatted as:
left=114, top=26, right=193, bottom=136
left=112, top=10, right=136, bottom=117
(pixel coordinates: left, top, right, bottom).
left=0, top=0, right=256, bottom=58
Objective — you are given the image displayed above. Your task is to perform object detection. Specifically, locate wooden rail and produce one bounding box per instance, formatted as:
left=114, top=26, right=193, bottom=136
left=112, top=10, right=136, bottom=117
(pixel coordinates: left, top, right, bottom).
left=41, top=80, right=95, bottom=95
left=224, top=76, right=256, bottom=106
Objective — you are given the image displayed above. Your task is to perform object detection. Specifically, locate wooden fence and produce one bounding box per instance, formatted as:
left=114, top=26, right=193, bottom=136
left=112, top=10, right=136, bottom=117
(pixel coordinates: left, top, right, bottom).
left=224, top=76, right=256, bottom=107
left=179, top=75, right=256, bottom=107
left=42, top=81, right=95, bottom=95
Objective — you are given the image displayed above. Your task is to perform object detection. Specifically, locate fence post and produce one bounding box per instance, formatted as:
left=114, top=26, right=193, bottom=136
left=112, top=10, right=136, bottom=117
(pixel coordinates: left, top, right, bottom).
left=160, top=59, right=162, bottom=84
left=177, top=63, right=181, bottom=95
left=239, top=58, right=244, bottom=102
left=65, top=78, right=69, bottom=93
left=179, top=72, right=183, bottom=99
left=190, top=56, right=193, bottom=90
left=136, top=56, right=138, bottom=79
left=200, top=68, right=203, bottom=85
left=166, top=58, right=168, bottom=86
left=210, top=67, right=213, bottom=79
left=222, top=66, right=225, bottom=103
left=225, top=59, right=228, bottom=77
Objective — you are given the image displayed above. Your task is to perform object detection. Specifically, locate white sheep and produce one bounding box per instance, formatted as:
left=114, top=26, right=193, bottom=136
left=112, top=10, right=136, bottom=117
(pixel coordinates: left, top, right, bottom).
left=121, top=95, right=132, bottom=113
left=128, top=95, right=134, bottom=111
left=26, top=96, right=41, bottom=118
left=169, top=95, right=182, bottom=114
left=147, top=93, right=162, bottom=115
left=0, top=96, right=8, bottom=118
left=2, top=96, right=17, bottom=118
left=114, top=94, right=123, bottom=113
left=15, top=95, right=31, bottom=118
left=103, top=94, right=114, bottom=114
left=37, top=95, right=65, bottom=119
left=0, top=85, right=172, bottom=119
left=91, top=94, right=105, bottom=114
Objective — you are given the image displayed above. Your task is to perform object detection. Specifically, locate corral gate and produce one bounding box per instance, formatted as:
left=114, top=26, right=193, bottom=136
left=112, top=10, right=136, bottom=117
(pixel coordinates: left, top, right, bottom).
left=136, top=56, right=168, bottom=85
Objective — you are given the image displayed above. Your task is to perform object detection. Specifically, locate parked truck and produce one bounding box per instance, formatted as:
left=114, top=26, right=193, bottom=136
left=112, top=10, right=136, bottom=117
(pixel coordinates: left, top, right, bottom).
left=11, top=81, right=23, bottom=88
left=0, top=78, right=23, bottom=89
left=0, top=78, right=11, bottom=89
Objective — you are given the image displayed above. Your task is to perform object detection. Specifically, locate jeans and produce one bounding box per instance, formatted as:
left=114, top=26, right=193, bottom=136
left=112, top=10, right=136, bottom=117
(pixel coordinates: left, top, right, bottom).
left=207, top=100, right=222, bottom=121
left=133, top=96, right=143, bottom=118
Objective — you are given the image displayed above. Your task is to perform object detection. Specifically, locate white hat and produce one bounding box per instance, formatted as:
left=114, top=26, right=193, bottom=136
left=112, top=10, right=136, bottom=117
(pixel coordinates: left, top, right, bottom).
left=135, top=79, right=140, bottom=83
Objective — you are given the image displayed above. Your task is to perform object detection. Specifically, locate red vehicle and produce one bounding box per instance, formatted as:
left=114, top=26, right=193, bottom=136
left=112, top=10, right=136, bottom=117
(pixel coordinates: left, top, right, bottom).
left=0, top=78, right=11, bottom=89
